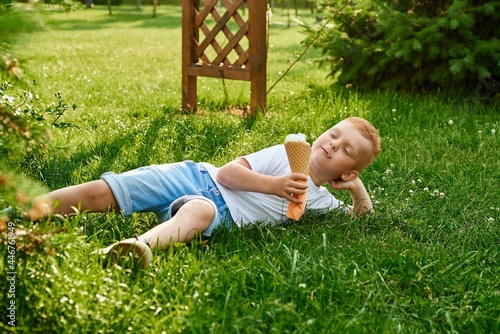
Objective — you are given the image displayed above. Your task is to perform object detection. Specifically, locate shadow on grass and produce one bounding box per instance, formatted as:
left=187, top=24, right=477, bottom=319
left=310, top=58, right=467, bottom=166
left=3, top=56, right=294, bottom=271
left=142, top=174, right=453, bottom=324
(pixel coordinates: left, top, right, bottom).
left=43, top=5, right=183, bottom=31
left=26, top=108, right=239, bottom=188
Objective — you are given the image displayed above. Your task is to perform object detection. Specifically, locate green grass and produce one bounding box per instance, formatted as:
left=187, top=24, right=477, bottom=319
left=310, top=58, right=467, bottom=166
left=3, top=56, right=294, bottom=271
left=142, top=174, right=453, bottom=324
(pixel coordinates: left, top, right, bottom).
left=1, top=4, right=500, bottom=333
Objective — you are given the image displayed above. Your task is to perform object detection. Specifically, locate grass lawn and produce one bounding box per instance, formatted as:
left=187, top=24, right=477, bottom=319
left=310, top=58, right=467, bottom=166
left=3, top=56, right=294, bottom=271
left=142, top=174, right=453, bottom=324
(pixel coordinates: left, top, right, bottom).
left=1, top=4, right=499, bottom=333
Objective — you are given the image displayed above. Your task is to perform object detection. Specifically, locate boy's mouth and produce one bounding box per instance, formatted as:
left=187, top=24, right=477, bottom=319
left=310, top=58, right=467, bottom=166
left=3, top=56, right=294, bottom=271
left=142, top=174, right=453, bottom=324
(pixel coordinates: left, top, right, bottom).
left=321, top=147, right=331, bottom=159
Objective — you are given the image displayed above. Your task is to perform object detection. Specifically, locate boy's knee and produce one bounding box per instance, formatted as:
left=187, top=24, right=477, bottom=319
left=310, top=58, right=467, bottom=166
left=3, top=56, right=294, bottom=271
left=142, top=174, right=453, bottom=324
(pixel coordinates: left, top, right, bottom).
left=180, top=199, right=215, bottom=220
left=175, top=199, right=216, bottom=232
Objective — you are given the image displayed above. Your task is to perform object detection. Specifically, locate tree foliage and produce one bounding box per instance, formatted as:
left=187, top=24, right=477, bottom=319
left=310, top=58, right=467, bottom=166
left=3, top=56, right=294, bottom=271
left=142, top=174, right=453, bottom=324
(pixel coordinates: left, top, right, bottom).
left=304, top=0, right=500, bottom=96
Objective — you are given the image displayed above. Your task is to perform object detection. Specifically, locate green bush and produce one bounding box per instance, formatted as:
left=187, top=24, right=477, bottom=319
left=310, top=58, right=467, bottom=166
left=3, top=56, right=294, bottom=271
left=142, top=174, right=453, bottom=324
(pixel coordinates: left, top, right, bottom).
left=305, top=0, right=500, bottom=96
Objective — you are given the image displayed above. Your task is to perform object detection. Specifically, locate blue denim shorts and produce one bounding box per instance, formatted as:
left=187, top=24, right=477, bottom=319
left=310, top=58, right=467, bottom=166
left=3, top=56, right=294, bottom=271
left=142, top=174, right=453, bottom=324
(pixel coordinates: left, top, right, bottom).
left=101, top=161, right=231, bottom=236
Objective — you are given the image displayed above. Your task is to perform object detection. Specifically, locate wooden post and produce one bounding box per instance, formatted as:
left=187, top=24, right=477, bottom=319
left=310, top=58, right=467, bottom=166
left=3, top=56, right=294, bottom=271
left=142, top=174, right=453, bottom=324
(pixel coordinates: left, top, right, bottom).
left=248, top=0, right=267, bottom=113
left=182, top=0, right=199, bottom=111
left=182, top=0, right=267, bottom=114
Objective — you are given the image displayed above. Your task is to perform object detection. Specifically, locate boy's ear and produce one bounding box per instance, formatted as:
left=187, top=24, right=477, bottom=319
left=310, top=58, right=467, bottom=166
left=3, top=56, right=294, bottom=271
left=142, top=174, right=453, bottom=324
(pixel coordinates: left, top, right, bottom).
left=341, top=170, right=358, bottom=182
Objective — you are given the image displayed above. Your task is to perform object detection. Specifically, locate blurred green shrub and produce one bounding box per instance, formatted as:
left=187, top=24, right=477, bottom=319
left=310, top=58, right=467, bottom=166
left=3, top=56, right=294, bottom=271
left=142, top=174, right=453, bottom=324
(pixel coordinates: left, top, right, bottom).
left=1, top=1, right=75, bottom=213
left=304, top=0, right=499, bottom=97
left=1, top=0, right=43, bottom=53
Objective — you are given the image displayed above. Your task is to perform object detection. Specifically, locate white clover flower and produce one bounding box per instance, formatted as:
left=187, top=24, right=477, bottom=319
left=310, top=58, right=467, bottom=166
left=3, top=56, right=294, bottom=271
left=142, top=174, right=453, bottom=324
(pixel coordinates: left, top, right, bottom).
left=409, top=190, right=414, bottom=195
left=487, top=217, right=494, bottom=223
left=439, top=192, right=445, bottom=198
left=448, top=120, right=453, bottom=125
left=417, top=179, right=422, bottom=183
left=423, top=187, right=429, bottom=192
left=96, top=294, right=107, bottom=303
left=478, top=130, right=483, bottom=135
left=492, top=129, right=496, bottom=135
left=298, top=283, right=306, bottom=288
left=411, top=180, right=416, bottom=185
left=2, top=94, right=15, bottom=103
left=392, top=108, right=396, bottom=112
left=384, top=169, right=392, bottom=175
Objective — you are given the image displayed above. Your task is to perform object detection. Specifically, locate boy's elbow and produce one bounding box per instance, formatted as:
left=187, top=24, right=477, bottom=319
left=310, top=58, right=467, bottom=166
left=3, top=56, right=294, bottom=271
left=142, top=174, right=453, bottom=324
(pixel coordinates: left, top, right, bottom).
left=346, top=205, right=374, bottom=217
left=216, top=163, right=236, bottom=188
left=360, top=205, right=375, bottom=217
left=359, top=207, right=375, bottom=217
left=216, top=170, right=230, bottom=187
left=217, top=159, right=250, bottom=188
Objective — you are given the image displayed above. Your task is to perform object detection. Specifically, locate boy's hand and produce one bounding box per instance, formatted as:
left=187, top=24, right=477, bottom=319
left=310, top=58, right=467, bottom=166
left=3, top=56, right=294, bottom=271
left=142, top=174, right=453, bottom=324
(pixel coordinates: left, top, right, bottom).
left=330, top=177, right=374, bottom=216
left=274, top=173, right=308, bottom=203
left=217, top=159, right=307, bottom=203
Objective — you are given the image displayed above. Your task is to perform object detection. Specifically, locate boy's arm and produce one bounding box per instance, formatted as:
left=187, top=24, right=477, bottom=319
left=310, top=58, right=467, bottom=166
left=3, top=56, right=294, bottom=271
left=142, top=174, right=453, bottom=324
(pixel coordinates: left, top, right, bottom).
left=330, top=177, right=374, bottom=216
left=216, top=158, right=308, bottom=204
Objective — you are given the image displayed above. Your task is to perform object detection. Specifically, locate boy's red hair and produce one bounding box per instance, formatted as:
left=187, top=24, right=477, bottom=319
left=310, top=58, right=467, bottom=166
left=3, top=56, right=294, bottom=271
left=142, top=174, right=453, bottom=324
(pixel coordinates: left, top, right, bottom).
left=344, top=116, right=381, bottom=170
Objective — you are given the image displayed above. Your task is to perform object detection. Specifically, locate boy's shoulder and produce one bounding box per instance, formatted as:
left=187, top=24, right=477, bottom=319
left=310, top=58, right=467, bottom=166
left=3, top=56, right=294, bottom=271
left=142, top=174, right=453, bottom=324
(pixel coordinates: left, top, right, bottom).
left=245, top=144, right=285, bottom=160
left=244, top=144, right=288, bottom=174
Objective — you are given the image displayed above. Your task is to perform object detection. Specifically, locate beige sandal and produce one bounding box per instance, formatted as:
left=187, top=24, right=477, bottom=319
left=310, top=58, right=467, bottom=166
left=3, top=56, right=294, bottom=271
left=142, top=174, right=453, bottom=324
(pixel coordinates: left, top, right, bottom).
left=100, top=237, right=152, bottom=270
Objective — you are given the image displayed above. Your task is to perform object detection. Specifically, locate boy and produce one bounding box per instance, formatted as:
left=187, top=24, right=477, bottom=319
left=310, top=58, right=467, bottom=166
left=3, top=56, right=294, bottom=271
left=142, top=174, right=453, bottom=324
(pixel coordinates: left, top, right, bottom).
left=32, top=116, right=381, bottom=269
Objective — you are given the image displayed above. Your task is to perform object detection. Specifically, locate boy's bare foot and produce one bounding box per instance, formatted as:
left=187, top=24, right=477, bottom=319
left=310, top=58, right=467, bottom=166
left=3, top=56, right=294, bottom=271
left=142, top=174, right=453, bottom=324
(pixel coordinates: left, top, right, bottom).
left=28, top=198, right=53, bottom=221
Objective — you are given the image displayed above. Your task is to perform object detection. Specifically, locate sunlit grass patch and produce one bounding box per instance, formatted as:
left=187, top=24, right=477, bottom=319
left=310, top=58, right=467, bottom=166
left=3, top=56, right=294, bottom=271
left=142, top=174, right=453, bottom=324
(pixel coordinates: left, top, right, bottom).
left=1, top=4, right=499, bottom=334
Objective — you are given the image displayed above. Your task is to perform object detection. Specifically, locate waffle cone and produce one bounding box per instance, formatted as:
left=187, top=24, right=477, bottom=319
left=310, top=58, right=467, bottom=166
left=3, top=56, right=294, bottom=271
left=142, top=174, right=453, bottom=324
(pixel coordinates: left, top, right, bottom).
left=284, top=140, right=311, bottom=221
left=285, top=141, right=311, bottom=175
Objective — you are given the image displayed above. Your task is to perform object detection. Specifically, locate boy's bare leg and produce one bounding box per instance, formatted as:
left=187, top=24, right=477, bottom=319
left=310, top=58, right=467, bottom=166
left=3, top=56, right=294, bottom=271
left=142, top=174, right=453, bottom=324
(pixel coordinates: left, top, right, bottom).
left=99, top=199, right=214, bottom=270
left=30, top=180, right=119, bottom=221
left=139, top=199, right=215, bottom=251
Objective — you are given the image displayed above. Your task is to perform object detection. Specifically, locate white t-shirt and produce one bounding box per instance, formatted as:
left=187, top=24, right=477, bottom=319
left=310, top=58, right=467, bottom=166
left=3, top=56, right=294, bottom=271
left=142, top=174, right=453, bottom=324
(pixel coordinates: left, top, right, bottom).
left=202, top=144, right=345, bottom=227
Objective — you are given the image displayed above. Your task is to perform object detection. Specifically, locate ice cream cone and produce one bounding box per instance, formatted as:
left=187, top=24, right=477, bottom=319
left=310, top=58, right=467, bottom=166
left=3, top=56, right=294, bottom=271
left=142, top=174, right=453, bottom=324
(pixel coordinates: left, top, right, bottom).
left=284, top=134, right=311, bottom=220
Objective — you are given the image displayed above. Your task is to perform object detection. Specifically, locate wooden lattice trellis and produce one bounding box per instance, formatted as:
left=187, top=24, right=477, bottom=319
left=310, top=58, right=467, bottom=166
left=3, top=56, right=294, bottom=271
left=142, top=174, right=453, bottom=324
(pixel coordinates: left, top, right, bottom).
left=182, top=0, right=268, bottom=114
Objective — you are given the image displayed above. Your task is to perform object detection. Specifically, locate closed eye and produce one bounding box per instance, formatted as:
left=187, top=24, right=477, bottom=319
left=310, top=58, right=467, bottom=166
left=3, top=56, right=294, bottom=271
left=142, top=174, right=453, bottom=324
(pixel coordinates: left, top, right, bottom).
left=344, top=145, right=356, bottom=157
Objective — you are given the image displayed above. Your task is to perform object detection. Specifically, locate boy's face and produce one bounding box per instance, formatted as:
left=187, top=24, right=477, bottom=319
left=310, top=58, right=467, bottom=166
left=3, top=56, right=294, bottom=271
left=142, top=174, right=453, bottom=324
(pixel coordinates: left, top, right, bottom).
left=310, top=120, right=372, bottom=184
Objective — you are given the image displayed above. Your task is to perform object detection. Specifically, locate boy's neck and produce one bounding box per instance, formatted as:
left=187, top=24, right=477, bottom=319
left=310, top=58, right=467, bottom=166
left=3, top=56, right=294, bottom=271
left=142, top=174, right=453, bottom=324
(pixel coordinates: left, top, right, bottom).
left=308, top=168, right=328, bottom=187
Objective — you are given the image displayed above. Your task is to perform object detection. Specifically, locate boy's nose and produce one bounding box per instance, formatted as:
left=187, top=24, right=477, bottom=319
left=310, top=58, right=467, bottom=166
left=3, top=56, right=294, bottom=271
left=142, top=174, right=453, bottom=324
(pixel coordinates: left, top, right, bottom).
left=329, top=142, right=337, bottom=151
